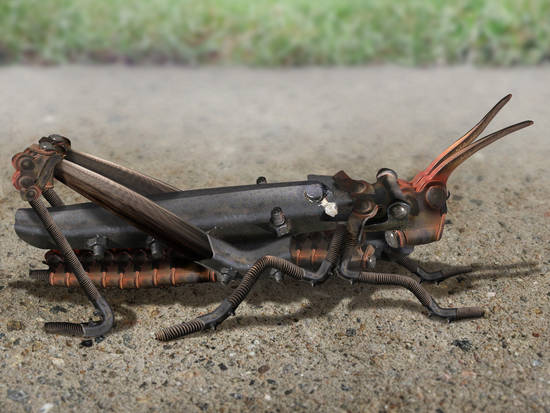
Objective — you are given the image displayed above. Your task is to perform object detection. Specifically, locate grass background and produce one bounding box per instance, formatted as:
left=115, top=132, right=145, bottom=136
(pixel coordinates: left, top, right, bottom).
left=0, top=0, right=549, bottom=65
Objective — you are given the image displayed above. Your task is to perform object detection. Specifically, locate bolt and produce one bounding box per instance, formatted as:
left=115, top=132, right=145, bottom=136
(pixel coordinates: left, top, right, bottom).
left=17, top=175, right=35, bottom=189
left=18, top=156, right=34, bottom=171
left=23, top=186, right=40, bottom=201
left=39, top=141, right=55, bottom=151
left=87, top=235, right=108, bottom=261
left=385, top=230, right=405, bottom=249
left=426, top=186, right=447, bottom=209
left=270, top=207, right=286, bottom=227
left=146, top=236, right=163, bottom=260
left=256, top=176, right=267, bottom=184
left=389, top=202, right=409, bottom=220
left=220, top=269, right=234, bottom=285
left=304, top=184, right=324, bottom=202
left=361, top=244, right=377, bottom=270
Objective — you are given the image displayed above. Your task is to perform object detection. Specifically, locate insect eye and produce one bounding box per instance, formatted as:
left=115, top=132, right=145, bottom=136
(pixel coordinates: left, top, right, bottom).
left=425, top=186, right=447, bottom=210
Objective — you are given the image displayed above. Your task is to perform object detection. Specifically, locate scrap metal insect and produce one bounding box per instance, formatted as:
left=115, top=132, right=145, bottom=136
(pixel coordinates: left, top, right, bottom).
left=11, top=94, right=532, bottom=341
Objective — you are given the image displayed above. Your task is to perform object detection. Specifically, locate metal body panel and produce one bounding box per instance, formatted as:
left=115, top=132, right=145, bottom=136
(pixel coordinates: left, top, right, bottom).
left=15, top=179, right=352, bottom=249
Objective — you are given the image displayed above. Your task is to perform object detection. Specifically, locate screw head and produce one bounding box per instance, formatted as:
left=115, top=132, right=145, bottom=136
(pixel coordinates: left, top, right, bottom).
left=389, top=203, right=409, bottom=219
left=18, top=156, right=34, bottom=171
left=385, top=230, right=405, bottom=248
left=425, top=186, right=447, bottom=209
left=39, top=141, right=55, bottom=151
left=270, top=207, right=286, bottom=226
left=304, top=184, right=324, bottom=202
left=24, top=186, right=40, bottom=201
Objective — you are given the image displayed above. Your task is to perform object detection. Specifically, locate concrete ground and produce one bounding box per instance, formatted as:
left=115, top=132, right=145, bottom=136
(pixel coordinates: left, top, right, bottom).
left=0, top=66, right=548, bottom=412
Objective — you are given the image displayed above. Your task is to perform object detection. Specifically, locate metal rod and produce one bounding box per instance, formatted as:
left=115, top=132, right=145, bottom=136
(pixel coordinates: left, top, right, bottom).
left=54, top=160, right=212, bottom=260
left=66, top=150, right=179, bottom=196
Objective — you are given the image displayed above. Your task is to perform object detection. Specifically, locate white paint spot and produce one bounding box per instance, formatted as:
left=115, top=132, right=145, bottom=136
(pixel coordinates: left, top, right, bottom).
left=321, top=198, right=338, bottom=217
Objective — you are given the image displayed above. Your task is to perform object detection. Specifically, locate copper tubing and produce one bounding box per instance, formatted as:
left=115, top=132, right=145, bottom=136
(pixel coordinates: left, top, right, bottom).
left=290, top=233, right=330, bottom=268
left=31, top=263, right=216, bottom=289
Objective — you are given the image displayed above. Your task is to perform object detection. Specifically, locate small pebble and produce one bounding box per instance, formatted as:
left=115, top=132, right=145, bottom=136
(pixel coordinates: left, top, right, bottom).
left=80, top=339, right=93, bottom=348
left=230, top=393, right=242, bottom=400
left=532, top=359, right=542, bottom=367
left=49, top=305, right=67, bottom=314
left=341, top=384, right=351, bottom=391
left=258, top=364, right=270, bottom=374
left=7, top=320, right=24, bottom=331
left=218, top=363, right=228, bottom=371
left=452, top=339, right=472, bottom=352
left=50, top=357, right=65, bottom=367
left=38, top=403, right=54, bottom=413
left=7, top=389, right=28, bottom=402
left=345, top=328, right=356, bottom=337
left=122, top=333, right=136, bottom=349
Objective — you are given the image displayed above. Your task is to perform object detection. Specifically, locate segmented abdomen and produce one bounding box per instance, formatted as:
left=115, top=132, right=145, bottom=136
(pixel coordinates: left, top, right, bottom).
left=30, top=249, right=216, bottom=289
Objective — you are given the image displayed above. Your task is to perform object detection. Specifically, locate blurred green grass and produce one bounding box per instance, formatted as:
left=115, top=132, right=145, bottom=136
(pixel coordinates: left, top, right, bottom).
left=0, top=0, right=549, bottom=65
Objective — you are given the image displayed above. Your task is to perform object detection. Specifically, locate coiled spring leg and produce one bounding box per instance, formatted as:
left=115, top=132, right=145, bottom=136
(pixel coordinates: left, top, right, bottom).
left=29, top=197, right=114, bottom=337
left=155, top=226, right=346, bottom=341
left=338, top=235, right=484, bottom=321
left=385, top=250, right=473, bottom=283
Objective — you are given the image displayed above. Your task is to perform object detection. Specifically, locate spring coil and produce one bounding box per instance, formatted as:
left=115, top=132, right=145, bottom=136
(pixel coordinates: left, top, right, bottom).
left=155, top=319, right=205, bottom=341
left=228, top=256, right=305, bottom=308
left=44, top=322, right=84, bottom=336
left=456, top=306, right=485, bottom=319
left=354, top=272, right=432, bottom=307
left=31, top=198, right=100, bottom=302
left=325, top=227, right=346, bottom=264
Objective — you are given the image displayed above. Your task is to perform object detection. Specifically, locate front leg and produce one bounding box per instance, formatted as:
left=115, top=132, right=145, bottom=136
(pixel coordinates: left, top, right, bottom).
left=384, top=250, right=472, bottom=283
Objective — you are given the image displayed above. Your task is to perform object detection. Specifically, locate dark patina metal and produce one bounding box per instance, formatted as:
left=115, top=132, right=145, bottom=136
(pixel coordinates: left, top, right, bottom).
left=10, top=94, right=533, bottom=341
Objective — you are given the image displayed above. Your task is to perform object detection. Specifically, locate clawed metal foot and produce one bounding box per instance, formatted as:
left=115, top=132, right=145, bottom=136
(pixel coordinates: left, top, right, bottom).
left=385, top=251, right=472, bottom=283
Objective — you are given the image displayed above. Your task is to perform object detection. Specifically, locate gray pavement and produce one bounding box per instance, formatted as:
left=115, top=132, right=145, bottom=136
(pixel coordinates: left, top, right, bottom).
left=0, top=66, right=549, bottom=412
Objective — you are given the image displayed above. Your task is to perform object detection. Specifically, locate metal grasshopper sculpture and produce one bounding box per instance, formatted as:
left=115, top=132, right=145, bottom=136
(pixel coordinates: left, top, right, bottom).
left=11, top=94, right=532, bottom=341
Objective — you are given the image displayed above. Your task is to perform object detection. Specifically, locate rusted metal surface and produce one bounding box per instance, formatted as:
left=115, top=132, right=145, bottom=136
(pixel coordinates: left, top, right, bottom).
left=35, top=249, right=216, bottom=288
left=290, top=232, right=330, bottom=269
left=10, top=95, right=533, bottom=341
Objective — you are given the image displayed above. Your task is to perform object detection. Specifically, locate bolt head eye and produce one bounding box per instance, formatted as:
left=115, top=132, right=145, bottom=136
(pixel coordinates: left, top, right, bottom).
left=425, top=186, right=447, bottom=209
